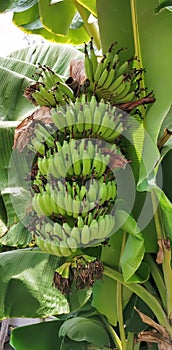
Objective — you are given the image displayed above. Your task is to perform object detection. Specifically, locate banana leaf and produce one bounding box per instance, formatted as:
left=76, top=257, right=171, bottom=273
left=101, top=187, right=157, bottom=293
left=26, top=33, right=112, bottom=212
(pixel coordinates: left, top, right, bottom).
left=0, top=249, right=69, bottom=318
left=10, top=319, right=63, bottom=350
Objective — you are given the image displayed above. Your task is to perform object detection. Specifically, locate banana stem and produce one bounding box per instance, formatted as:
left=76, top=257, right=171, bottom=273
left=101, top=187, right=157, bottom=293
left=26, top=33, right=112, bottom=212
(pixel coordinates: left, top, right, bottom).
left=100, top=315, right=122, bottom=350
left=130, top=0, right=146, bottom=117
left=116, top=282, right=127, bottom=350
left=126, top=332, right=134, bottom=350
left=103, top=265, right=172, bottom=338
left=116, top=232, right=127, bottom=349
left=130, top=0, right=141, bottom=65
left=73, top=0, right=101, bottom=50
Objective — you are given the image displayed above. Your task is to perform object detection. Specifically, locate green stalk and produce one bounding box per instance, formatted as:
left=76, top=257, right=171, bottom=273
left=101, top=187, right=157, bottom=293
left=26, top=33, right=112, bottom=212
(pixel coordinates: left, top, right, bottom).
left=151, top=191, right=172, bottom=320
left=103, top=265, right=172, bottom=337
left=116, top=232, right=127, bottom=349
left=130, top=0, right=141, bottom=67
left=100, top=315, right=122, bottom=350
left=130, top=0, right=146, bottom=117
left=116, top=282, right=126, bottom=350
left=73, top=0, right=101, bottom=50
left=126, top=332, right=134, bottom=350
left=144, top=253, right=167, bottom=312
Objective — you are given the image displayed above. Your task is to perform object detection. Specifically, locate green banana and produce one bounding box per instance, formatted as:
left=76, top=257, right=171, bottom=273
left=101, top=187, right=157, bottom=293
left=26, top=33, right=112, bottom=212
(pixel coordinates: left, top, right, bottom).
left=116, top=90, right=136, bottom=104
left=89, top=219, right=99, bottom=241
left=83, top=104, right=93, bottom=131
left=92, top=106, right=103, bottom=134
left=108, top=74, right=125, bottom=93
left=102, top=42, right=117, bottom=69
left=115, top=60, right=129, bottom=78
left=59, top=240, right=72, bottom=257
left=76, top=108, right=85, bottom=134
left=57, top=81, right=75, bottom=101
left=71, top=226, right=81, bottom=244
left=72, top=149, right=82, bottom=176
left=94, top=55, right=106, bottom=84
left=90, top=37, right=98, bottom=77
left=64, top=193, right=73, bottom=216
left=53, top=152, right=66, bottom=178
left=41, top=191, right=53, bottom=216
left=31, top=138, right=45, bottom=155
left=80, top=225, right=91, bottom=245
left=82, top=150, right=92, bottom=177
left=66, top=236, right=78, bottom=252
left=50, top=107, right=66, bottom=131
left=100, top=67, right=116, bottom=90
left=73, top=197, right=81, bottom=219
left=97, top=68, right=109, bottom=88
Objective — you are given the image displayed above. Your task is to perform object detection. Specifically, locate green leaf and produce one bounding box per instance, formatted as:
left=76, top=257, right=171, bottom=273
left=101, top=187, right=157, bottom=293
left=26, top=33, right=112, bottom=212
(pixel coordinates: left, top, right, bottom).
left=10, top=319, right=63, bottom=350
left=13, top=2, right=39, bottom=24
left=0, top=67, right=34, bottom=121
left=124, top=294, right=154, bottom=333
left=115, top=210, right=145, bottom=282
left=76, top=0, right=97, bottom=17
left=68, top=287, right=92, bottom=314
left=9, top=43, right=84, bottom=77
left=0, top=0, right=38, bottom=13
left=59, top=317, right=110, bottom=347
left=96, top=0, right=134, bottom=59
left=0, top=220, right=32, bottom=247
left=0, top=57, right=37, bottom=79
left=39, top=0, right=76, bottom=36
left=0, top=249, right=69, bottom=318
left=60, top=337, right=87, bottom=350
left=92, top=277, right=118, bottom=326
left=136, top=1, right=172, bottom=146
left=0, top=122, right=17, bottom=189
left=155, top=0, right=172, bottom=13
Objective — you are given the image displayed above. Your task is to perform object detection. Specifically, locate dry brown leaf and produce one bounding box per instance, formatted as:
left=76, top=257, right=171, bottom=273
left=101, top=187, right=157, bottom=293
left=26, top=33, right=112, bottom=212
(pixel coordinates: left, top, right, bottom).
left=156, top=239, right=164, bottom=264
left=134, top=307, right=169, bottom=337
left=70, top=59, right=86, bottom=85
left=13, top=106, right=52, bottom=152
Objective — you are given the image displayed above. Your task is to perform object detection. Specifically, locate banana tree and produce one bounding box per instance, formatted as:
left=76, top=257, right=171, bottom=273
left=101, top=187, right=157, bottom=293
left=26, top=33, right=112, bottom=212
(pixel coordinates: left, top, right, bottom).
left=1, top=1, right=172, bottom=350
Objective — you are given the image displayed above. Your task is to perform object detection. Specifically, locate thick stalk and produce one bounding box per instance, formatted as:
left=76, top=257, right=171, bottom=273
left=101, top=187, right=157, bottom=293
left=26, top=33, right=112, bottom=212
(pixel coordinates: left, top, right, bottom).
left=126, top=332, right=134, bottom=350
left=100, top=316, right=122, bottom=350
left=116, top=282, right=126, bottom=350
left=103, top=265, right=172, bottom=338
left=151, top=191, right=172, bottom=321
left=130, top=0, right=146, bottom=117
left=73, top=0, right=101, bottom=50
left=116, top=232, right=127, bottom=349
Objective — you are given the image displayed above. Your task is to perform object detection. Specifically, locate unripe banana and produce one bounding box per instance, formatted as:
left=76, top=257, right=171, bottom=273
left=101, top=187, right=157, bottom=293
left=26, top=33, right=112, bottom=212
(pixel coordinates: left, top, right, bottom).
left=82, top=150, right=92, bottom=177
left=80, top=225, right=91, bottom=245
left=59, top=240, right=72, bottom=257
left=66, top=236, right=78, bottom=253
left=71, top=226, right=81, bottom=244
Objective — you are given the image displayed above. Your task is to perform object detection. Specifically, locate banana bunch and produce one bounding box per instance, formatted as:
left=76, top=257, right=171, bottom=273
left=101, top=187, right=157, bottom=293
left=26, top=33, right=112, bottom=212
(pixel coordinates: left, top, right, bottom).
left=23, top=58, right=130, bottom=263
left=32, top=177, right=117, bottom=219
left=24, top=65, right=75, bottom=107
left=34, top=213, right=115, bottom=257
left=51, top=96, right=125, bottom=142
left=84, top=38, right=143, bottom=105
left=36, top=139, right=111, bottom=180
